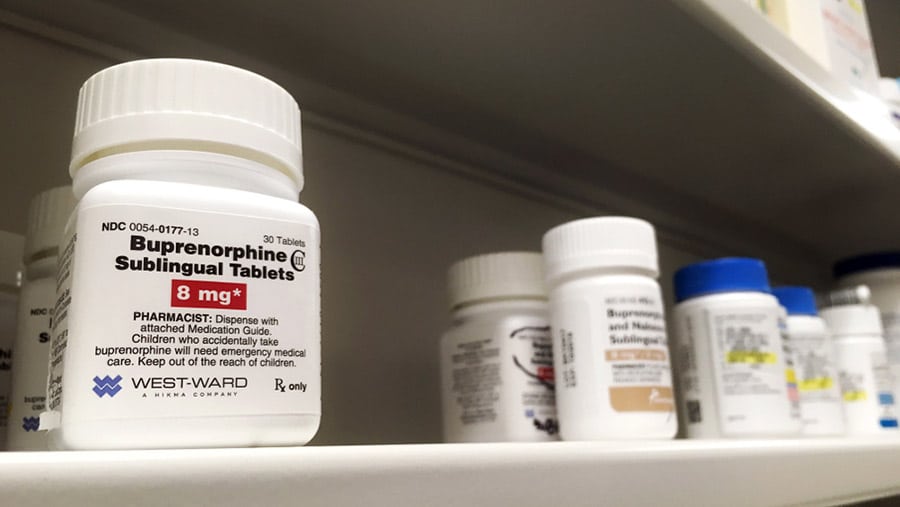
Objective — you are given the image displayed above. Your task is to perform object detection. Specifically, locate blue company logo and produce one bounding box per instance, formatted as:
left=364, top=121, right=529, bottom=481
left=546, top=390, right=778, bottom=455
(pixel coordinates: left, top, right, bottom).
left=21, top=416, right=40, bottom=432
left=93, top=375, right=123, bottom=398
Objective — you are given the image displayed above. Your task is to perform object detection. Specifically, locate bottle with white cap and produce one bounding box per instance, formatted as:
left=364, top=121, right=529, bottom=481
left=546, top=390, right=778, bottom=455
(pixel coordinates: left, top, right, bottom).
left=440, top=252, right=557, bottom=442
left=834, top=253, right=900, bottom=410
left=7, top=187, right=76, bottom=450
left=42, top=59, right=321, bottom=449
left=772, top=286, right=845, bottom=437
left=542, top=217, right=676, bottom=440
left=0, top=231, right=24, bottom=450
left=821, top=288, right=898, bottom=436
left=672, top=258, right=799, bottom=438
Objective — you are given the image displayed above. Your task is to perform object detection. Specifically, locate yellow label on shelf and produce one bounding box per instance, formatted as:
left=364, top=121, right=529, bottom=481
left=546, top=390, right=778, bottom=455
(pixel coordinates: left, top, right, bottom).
left=843, top=390, right=868, bottom=402
left=726, top=351, right=777, bottom=364
left=799, top=377, right=835, bottom=391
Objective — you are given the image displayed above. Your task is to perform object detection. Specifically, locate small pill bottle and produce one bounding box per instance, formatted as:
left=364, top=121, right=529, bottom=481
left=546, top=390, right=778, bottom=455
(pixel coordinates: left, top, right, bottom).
left=7, top=187, right=76, bottom=451
left=542, top=217, right=676, bottom=440
left=440, top=252, right=558, bottom=442
left=772, top=286, right=845, bottom=436
left=821, top=302, right=898, bottom=435
left=42, top=59, right=321, bottom=450
left=672, top=257, right=799, bottom=438
left=0, top=232, right=24, bottom=450
left=835, top=253, right=900, bottom=401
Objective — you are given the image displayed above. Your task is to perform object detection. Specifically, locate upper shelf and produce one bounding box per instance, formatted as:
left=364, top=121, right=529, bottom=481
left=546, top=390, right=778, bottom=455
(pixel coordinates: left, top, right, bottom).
left=4, top=439, right=900, bottom=506
left=2, top=0, right=900, bottom=283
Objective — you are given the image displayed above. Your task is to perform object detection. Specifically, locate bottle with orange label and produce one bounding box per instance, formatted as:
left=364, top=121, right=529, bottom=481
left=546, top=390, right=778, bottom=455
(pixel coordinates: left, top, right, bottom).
left=542, top=217, right=676, bottom=440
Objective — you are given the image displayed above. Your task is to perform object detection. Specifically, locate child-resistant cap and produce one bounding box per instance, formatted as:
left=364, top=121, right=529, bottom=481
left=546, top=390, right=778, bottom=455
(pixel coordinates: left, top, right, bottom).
left=24, top=186, right=77, bottom=263
left=772, top=286, right=818, bottom=316
left=541, top=216, right=658, bottom=284
left=0, top=231, right=24, bottom=289
left=70, top=58, right=304, bottom=189
left=674, top=257, right=770, bottom=303
left=448, top=252, right=545, bottom=309
left=820, top=304, right=883, bottom=337
left=833, top=252, right=900, bottom=279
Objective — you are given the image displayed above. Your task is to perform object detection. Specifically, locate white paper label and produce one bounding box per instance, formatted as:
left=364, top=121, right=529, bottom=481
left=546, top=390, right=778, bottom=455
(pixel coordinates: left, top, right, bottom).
left=46, top=204, right=320, bottom=425
left=707, top=306, right=792, bottom=432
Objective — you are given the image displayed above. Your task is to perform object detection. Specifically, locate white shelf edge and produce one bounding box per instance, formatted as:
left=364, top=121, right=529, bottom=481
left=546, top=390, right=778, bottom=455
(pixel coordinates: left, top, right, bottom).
left=2, top=439, right=899, bottom=506
left=681, top=0, right=900, bottom=165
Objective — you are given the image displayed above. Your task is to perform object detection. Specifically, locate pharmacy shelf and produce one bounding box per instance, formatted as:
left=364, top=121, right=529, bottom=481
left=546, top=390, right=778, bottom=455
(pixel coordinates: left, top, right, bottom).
left=2, top=439, right=900, bottom=506
left=2, top=0, right=900, bottom=284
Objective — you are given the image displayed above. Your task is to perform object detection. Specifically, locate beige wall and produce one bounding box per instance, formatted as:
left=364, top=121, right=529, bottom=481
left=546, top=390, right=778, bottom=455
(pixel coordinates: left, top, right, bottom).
left=2, top=26, right=703, bottom=444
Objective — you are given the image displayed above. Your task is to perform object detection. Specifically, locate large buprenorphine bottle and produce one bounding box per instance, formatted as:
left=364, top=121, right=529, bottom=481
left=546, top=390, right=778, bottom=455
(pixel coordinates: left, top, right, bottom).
left=7, top=186, right=76, bottom=450
left=41, top=59, right=321, bottom=450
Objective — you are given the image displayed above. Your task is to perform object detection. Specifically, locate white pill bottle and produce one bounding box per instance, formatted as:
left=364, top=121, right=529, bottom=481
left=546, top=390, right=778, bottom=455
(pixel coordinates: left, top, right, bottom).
left=42, top=59, right=321, bottom=449
left=440, top=252, right=558, bottom=442
left=821, top=303, right=898, bottom=435
left=672, top=258, right=799, bottom=438
left=7, top=187, right=76, bottom=450
left=0, top=232, right=24, bottom=450
left=771, top=286, right=845, bottom=436
left=835, top=253, right=900, bottom=402
left=542, top=217, right=676, bottom=440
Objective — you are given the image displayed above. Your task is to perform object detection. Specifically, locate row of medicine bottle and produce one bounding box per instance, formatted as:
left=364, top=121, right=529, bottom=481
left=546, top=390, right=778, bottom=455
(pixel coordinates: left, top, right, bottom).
left=674, top=260, right=897, bottom=438
left=441, top=217, right=677, bottom=442
left=0, top=58, right=323, bottom=450
left=441, top=219, right=899, bottom=441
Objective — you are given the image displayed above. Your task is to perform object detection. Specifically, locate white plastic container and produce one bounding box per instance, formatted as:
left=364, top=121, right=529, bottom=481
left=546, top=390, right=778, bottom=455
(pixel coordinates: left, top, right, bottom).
left=7, top=187, right=76, bottom=450
left=41, top=59, right=321, bottom=450
left=542, top=217, right=676, bottom=440
left=821, top=303, right=898, bottom=435
left=672, top=258, right=799, bottom=438
left=772, top=286, right=845, bottom=436
left=440, top=252, right=557, bottom=442
left=836, top=253, right=900, bottom=400
left=0, top=232, right=24, bottom=450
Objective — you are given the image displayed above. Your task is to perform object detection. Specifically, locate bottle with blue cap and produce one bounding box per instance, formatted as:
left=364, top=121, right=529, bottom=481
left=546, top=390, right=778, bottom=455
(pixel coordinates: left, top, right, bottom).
left=772, top=286, right=845, bottom=437
left=672, top=257, right=800, bottom=438
left=820, top=287, right=898, bottom=436
left=834, top=252, right=900, bottom=406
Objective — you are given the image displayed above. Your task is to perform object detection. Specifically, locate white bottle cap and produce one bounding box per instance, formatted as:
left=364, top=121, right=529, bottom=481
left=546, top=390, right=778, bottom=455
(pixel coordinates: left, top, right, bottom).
left=447, top=252, right=545, bottom=309
left=820, top=304, right=883, bottom=337
left=24, top=186, right=77, bottom=263
left=542, top=216, right=659, bottom=284
left=0, top=231, right=24, bottom=290
left=70, top=59, right=303, bottom=190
